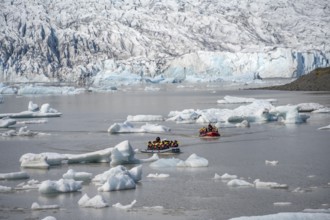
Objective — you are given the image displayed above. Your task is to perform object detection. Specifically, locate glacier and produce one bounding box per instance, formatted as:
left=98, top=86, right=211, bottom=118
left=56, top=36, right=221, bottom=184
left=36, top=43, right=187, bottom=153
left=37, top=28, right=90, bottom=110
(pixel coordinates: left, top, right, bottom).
left=0, top=0, right=329, bottom=89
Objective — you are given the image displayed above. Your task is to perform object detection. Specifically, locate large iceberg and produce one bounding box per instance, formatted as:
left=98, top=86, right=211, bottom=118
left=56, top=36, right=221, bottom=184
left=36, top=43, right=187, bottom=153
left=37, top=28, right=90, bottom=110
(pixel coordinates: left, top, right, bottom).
left=0, top=1, right=329, bottom=89
left=93, top=165, right=142, bottom=191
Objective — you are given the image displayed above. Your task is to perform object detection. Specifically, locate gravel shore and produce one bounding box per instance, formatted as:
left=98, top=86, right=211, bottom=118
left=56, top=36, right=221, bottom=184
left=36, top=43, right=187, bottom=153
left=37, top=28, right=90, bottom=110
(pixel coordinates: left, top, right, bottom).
left=258, top=67, right=330, bottom=91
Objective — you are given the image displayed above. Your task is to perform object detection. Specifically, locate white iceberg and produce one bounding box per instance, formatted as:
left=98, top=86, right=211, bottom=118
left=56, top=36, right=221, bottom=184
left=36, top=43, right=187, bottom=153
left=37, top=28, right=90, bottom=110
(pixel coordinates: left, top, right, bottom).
left=20, top=154, right=50, bottom=169
left=93, top=165, right=142, bottom=191
left=108, top=121, right=170, bottom=133
left=110, top=140, right=140, bottom=166
left=65, top=147, right=113, bottom=164
left=229, top=212, right=330, bottom=220
left=219, top=173, right=238, bottom=180
left=78, top=194, right=108, bottom=208
left=127, top=115, right=164, bottom=122
left=217, top=96, right=277, bottom=104
left=147, top=173, right=170, bottom=178
left=0, top=171, right=29, bottom=180
left=38, top=179, right=82, bottom=194
left=0, top=118, right=16, bottom=128
left=167, top=100, right=311, bottom=125
left=31, top=202, right=60, bottom=210
left=0, top=185, right=13, bottom=192
left=227, top=179, right=254, bottom=187
left=254, top=179, right=288, bottom=189
left=265, top=160, right=279, bottom=166
left=112, top=200, right=137, bottom=209
left=177, top=153, right=209, bottom=167
left=150, top=154, right=208, bottom=168
left=62, top=169, right=93, bottom=181
left=318, top=125, right=330, bottom=130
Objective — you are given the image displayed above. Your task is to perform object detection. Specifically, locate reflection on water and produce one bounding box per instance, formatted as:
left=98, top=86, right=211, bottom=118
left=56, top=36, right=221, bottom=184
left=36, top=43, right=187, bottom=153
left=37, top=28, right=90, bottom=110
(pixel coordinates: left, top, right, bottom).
left=0, top=85, right=330, bottom=220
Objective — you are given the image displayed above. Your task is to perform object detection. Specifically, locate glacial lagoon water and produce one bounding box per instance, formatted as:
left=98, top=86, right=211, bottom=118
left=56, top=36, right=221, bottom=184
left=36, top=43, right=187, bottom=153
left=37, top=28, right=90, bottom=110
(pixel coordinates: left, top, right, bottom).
left=0, top=84, right=330, bottom=220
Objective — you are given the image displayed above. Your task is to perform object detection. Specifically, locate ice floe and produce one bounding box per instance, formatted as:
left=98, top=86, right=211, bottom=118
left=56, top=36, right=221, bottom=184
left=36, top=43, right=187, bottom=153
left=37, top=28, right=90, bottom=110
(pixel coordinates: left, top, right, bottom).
left=265, top=160, right=279, bottom=166
left=167, top=100, right=310, bottom=125
left=227, top=179, right=254, bottom=187
left=127, top=115, right=164, bottom=122
left=217, top=96, right=277, bottom=104
left=108, top=121, right=170, bottom=133
left=38, top=179, right=83, bottom=194
left=150, top=154, right=208, bottom=168
left=0, top=185, right=13, bottom=192
left=318, top=124, right=330, bottom=130
left=254, top=179, right=288, bottom=189
left=19, top=140, right=156, bottom=169
left=147, top=173, right=170, bottom=178
left=31, top=202, right=60, bottom=210
left=0, top=101, right=62, bottom=119
left=62, top=169, right=93, bottom=181
left=0, top=171, right=29, bottom=180
left=112, top=200, right=137, bottom=209
left=1, top=126, right=40, bottom=137
left=93, top=165, right=142, bottom=191
left=229, top=212, right=330, bottom=220
left=0, top=118, right=16, bottom=128
left=78, top=194, right=109, bottom=208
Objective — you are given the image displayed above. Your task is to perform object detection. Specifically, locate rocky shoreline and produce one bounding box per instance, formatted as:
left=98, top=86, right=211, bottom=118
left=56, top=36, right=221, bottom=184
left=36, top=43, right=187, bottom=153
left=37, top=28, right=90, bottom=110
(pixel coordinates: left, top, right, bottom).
left=258, top=67, right=330, bottom=91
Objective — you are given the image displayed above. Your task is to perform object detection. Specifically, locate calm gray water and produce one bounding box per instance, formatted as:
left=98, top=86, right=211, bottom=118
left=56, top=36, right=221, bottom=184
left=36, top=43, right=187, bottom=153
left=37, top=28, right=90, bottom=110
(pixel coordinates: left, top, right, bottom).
left=0, top=84, right=330, bottom=220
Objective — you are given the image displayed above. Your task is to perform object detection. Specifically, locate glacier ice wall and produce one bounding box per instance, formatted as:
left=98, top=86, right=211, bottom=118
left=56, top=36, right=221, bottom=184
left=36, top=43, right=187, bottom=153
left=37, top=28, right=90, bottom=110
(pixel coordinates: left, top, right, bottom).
left=0, top=0, right=329, bottom=86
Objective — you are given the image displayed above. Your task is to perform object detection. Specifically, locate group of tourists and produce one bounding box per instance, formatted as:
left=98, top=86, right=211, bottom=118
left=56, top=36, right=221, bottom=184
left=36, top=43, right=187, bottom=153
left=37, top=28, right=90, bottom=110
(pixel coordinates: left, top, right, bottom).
left=147, top=137, right=179, bottom=150
left=199, top=123, right=219, bottom=135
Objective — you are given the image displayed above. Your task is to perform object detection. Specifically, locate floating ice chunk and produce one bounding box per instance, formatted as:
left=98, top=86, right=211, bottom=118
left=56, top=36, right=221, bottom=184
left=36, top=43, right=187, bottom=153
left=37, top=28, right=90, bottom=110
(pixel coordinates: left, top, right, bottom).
left=110, top=140, right=140, bottom=166
left=98, top=172, right=137, bottom=191
left=313, top=108, right=330, bottom=113
left=108, top=121, right=170, bottom=133
left=213, top=173, right=222, bottom=180
left=0, top=185, right=13, bottom=192
left=31, top=202, right=60, bottom=210
left=217, top=96, right=277, bottom=104
left=150, top=154, right=208, bottom=168
left=41, top=216, right=57, bottom=220
left=139, top=153, right=159, bottom=163
left=272, top=105, right=309, bottom=124
left=65, top=147, right=113, bottom=164
left=297, top=103, right=325, bottom=112
left=228, top=212, right=330, bottom=220
left=62, top=169, right=92, bottom=181
left=254, top=179, right=288, bottom=189
left=318, top=125, right=330, bottom=130
left=150, top=158, right=182, bottom=168
left=94, top=165, right=142, bottom=191
left=20, top=154, right=50, bottom=169
left=303, top=208, right=330, bottom=213
left=142, top=206, right=164, bottom=210
left=78, top=194, right=108, bottom=208
left=0, top=118, right=16, bottom=128
left=220, top=173, right=238, bottom=180
left=38, top=179, right=82, bottom=194
left=236, top=120, right=250, bottom=128
left=227, top=179, right=254, bottom=187
left=16, top=179, right=40, bottom=190
left=273, top=202, right=292, bottom=206
left=265, top=160, right=279, bottom=166
left=178, top=153, right=208, bottom=167
left=0, top=171, right=29, bottom=180
left=127, top=115, right=164, bottom=122
left=112, top=200, right=137, bottom=209
left=147, top=173, right=170, bottom=178
left=28, top=101, right=39, bottom=112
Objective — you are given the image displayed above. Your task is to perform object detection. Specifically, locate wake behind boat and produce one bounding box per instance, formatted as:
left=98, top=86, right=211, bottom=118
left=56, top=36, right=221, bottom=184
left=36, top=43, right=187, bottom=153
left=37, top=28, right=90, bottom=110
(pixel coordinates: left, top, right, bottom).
left=141, top=137, right=181, bottom=154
